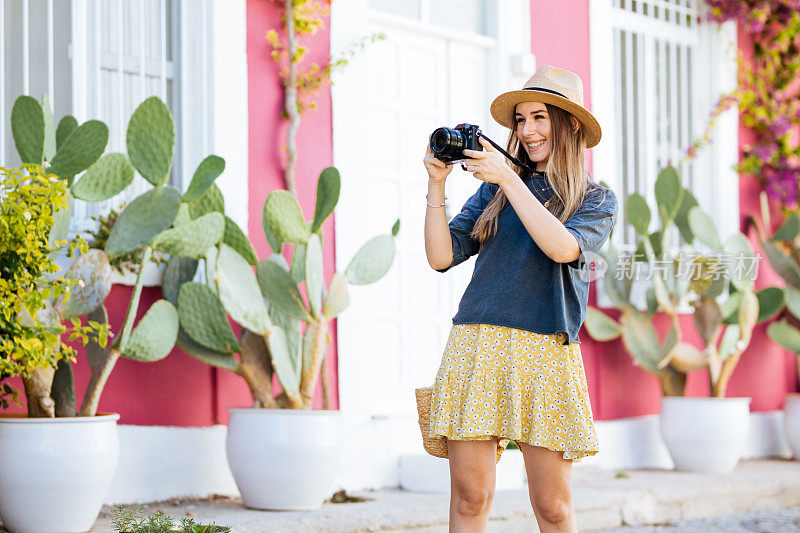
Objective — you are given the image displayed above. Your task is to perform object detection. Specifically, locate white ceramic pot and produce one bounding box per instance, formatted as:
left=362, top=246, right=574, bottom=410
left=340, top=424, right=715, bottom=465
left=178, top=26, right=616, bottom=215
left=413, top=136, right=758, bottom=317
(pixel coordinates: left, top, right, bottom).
left=0, top=413, right=120, bottom=533
left=660, top=396, right=751, bottom=472
left=226, top=408, right=343, bottom=510
left=785, top=393, right=800, bottom=459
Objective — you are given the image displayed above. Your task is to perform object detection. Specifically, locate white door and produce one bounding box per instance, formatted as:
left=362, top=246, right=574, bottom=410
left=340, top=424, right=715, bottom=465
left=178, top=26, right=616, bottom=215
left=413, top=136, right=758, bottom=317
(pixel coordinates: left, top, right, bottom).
left=333, top=0, right=533, bottom=424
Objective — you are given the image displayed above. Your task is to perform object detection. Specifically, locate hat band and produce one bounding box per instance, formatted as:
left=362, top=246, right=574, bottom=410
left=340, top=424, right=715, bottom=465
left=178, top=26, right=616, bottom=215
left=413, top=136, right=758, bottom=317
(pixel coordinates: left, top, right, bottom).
left=523, top=87, right=569, bottom=100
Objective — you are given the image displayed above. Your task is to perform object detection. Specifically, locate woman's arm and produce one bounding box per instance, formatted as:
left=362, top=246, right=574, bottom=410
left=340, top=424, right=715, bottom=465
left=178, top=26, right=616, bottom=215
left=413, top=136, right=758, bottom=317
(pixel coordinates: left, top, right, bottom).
left=463, top=137, right=580, bottom=264
left=423, top=146, right=454, bottom=270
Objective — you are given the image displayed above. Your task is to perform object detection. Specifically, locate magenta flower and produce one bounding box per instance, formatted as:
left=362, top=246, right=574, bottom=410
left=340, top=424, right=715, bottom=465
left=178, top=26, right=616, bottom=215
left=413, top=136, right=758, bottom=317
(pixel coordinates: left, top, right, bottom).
left=769, top=116, right=792, bottom=137
left=753, top=143, right=778, bottom=161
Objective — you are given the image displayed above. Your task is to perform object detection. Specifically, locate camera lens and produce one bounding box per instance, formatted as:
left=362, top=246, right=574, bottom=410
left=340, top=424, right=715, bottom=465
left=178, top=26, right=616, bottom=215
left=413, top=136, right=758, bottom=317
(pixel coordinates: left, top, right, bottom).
left=430, top=127, right=466, bottom=162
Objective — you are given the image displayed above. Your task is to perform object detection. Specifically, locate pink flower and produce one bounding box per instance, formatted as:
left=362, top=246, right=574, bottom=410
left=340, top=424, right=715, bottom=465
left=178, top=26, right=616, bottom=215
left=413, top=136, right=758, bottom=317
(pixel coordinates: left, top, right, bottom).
left=753, top=143, right=778, bottom=161
left=769, top=116, right=792, bottom=137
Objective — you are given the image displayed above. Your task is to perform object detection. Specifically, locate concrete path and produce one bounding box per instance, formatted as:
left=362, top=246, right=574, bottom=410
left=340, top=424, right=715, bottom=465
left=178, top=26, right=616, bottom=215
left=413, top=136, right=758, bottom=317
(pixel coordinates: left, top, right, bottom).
left=59, top=459, right=800, bottom=532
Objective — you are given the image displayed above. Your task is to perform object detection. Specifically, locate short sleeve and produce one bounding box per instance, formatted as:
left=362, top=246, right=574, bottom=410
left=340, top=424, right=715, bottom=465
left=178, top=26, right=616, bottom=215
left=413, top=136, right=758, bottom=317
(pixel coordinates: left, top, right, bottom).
left=435, top=182, right=498, bottom=273
left=563, top=186, right=618, bottom=268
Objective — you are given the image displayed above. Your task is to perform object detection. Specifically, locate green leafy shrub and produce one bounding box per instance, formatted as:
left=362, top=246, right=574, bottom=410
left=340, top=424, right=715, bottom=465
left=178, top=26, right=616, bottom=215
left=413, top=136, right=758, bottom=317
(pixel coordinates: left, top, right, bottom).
left=0, top=164, right=107, bottom=410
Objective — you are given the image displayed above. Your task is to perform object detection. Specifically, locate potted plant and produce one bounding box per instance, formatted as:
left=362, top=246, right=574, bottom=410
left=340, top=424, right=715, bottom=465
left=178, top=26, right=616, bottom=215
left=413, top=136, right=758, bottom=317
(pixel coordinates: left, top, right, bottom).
left=168, top=167, right=398, bottom=510
left=0, top=95, right=234, bottom=533
left=749, top=192, right=800, bottom=458
left=584, top=166, right=781, bottom=472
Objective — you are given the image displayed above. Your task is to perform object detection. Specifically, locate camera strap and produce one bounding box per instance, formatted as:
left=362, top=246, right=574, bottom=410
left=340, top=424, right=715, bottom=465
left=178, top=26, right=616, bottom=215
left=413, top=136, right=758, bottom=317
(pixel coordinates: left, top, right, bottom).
left=476, top=132, right=536, bottom=173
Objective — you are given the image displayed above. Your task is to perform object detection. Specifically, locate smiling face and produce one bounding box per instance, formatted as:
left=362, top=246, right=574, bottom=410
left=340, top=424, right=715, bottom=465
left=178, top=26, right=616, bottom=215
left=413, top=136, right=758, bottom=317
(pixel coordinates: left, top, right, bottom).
left=515, top=101, right=552, bottom=170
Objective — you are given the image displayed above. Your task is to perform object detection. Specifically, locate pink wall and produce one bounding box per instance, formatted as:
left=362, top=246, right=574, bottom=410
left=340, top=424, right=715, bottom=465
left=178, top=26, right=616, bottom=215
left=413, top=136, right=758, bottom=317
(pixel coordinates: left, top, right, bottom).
left=530, top=0, right=797, bottom=420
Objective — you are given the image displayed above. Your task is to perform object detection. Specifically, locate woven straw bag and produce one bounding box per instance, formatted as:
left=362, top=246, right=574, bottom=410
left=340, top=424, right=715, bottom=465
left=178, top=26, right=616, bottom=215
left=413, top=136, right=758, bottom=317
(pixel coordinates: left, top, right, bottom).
left=415, top=386, right=503, bottom=463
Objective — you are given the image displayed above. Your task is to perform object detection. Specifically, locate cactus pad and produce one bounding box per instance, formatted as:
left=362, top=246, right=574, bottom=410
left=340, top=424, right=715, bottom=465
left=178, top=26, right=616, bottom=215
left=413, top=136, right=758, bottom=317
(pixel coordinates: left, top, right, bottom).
left=762, top=240, right=800, bottom=289
left=56, top=115, right=78, bottom=150
left=270, top=307, right=302, bottom=372
left=625, top=193, right=650, bottom=236
left=263, top=190, right=309, bottom=245
left=322, top=272, right=350, bottom=318
left=48, top=120, right=109, bottom=179
left=188, top=182, right=224, bottom=219
left=687, top=207, right=721, bottom=249
left=216, top=244, right=272, bottom=335
left=71, top=153, right=135, bottom=201
left=182, top=155, right=226, bottom=202
left=223, top=216, right=258, bottom=265
left=756, top=286, right=784, bottom=323
left=262, top=206, right=283, bottom=254
left=58, top=249, right=113, bottom=320
left=655, top=166, right=683, bottom=224
left=11, top=95, right=45, bottom=164
left=176, top=328, right=240, bottom=372
left=177, top=282, right=241, bottom=353
left=723, top=233, right=755, bottom=291
left=162, top=256, right=199, bottom=305
left=267, top=326, right=301, bottom=398
left=620, top=308, right=660, bottom=373
left=305, top=234, right=324, bottom=315
left=311, top=167, right=341, bottom=233
left=584, top=306, right=622, bottom=341
left=257, top=258, right=312, bottom=321
left=674, top=189, right=698, bottom=244
left=105, top=186, right=181, bottom=258
left=767, top=320, right=800, bottom=353
left=152, top=212, right=225, bottom=259
left=173, top=203, right=192, bottom=227
left=126, top=96, right=175, bottom=186
left=290, top=243, right=306, bottom=284
left=345, top=234, right=395, bottom=285
left=121, top=299, right=179, bottom=361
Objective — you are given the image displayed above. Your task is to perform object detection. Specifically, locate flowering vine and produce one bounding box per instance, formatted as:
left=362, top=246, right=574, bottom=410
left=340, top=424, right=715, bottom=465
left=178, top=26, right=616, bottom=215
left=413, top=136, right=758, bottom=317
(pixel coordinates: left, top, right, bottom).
left=706, top=1, right=800, bottom=205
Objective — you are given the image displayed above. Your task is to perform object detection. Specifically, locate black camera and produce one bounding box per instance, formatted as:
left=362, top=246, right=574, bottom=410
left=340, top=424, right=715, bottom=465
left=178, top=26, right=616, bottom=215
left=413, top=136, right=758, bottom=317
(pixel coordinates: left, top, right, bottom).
left=429, top=123, right=483, bottom=164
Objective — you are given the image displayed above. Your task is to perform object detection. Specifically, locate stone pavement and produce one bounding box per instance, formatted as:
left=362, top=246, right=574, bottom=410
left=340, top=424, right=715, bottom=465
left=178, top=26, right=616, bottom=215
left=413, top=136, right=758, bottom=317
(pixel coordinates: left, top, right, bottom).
left=78, top=459, right=800, bottom=532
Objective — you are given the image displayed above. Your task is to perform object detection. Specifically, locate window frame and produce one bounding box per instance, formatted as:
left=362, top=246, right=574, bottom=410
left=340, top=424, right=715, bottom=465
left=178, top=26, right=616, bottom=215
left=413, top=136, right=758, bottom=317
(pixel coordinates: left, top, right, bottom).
left=589, top=0, right=739, bottom=311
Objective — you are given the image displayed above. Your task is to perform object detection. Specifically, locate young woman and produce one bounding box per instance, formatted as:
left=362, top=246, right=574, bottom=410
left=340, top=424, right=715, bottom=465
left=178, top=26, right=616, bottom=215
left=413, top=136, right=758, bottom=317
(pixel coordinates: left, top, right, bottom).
left=423, top=65, right=617, bottom=533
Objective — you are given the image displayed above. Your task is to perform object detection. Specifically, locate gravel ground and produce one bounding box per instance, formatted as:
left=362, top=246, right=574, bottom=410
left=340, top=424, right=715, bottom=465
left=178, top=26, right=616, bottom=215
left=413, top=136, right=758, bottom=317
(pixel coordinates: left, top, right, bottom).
left=597, top=506, right=800, bottom=532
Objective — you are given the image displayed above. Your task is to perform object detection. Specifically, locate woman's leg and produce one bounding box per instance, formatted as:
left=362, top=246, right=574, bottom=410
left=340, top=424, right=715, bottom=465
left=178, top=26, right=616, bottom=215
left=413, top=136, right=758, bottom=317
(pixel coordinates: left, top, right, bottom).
left=517, top=441, right=578, bottom=533
left=447, top=438, right=498, bottom=533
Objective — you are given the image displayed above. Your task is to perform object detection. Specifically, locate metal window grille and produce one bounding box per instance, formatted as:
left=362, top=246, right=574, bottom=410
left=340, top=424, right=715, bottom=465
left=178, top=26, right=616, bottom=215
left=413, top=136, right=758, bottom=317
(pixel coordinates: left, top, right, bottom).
left=609, top=0, right=712, bottom=248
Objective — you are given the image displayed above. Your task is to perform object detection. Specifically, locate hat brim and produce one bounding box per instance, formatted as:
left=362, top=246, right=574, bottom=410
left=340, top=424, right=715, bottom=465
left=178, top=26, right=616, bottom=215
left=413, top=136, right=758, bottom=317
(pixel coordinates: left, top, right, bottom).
left=490, top=90, right=602, bottom=148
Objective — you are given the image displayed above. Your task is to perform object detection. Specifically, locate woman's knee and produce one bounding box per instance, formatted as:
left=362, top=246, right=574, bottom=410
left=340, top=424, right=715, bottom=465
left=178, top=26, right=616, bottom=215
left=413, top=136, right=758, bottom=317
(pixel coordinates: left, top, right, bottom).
left=532, top=493, right=572, bottom=525
left=452, top=482, right=494, bottom=517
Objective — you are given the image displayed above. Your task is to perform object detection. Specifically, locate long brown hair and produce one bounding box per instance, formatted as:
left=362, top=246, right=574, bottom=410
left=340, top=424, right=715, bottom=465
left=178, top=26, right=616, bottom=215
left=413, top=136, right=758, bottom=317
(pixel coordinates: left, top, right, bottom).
left=471, top=104, right=594, bottom=245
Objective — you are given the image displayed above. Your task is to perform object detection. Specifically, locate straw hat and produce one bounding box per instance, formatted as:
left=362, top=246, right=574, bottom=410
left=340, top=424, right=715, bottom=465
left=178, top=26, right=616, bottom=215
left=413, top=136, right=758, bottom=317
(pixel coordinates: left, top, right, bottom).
left=490, top=65, right=602, bottom=148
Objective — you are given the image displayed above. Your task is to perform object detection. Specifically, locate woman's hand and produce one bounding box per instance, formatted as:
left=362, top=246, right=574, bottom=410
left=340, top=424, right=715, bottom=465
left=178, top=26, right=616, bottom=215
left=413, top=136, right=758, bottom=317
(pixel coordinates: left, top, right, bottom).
left=424, top=145, right=453, bottom=184
left=463, top=137, right=519, bottom=188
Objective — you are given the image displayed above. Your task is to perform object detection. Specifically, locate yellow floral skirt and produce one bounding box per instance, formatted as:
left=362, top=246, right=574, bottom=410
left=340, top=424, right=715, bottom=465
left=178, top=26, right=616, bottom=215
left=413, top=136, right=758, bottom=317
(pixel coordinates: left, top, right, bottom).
left=429, top=323, right=599, bottom=462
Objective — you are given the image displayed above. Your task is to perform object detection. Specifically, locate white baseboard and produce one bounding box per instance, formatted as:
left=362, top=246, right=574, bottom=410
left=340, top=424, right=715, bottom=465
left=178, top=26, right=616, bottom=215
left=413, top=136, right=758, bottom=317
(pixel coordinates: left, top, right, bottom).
left=104, top=411, right=796, bottom=503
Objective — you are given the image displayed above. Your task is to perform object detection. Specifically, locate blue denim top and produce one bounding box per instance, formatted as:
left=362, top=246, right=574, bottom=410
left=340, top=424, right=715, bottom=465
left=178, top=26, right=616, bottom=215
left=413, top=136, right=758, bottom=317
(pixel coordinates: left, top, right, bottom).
left=436, top=172, right=618, bottom=344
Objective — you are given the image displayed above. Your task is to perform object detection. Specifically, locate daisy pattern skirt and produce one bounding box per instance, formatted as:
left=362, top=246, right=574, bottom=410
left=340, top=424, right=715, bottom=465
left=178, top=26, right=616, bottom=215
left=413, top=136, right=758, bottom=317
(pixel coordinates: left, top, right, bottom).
left=429, top=323, right=599, bottom=462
